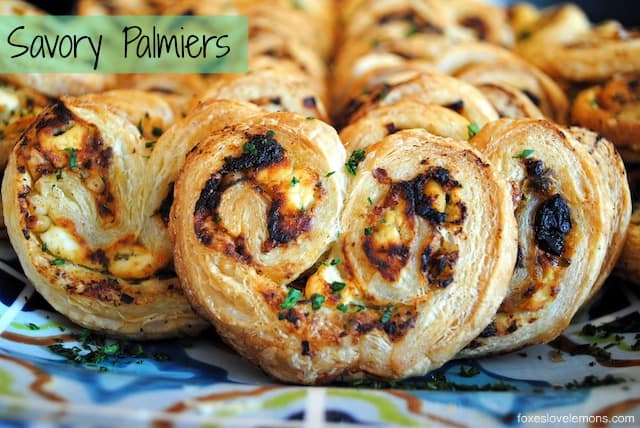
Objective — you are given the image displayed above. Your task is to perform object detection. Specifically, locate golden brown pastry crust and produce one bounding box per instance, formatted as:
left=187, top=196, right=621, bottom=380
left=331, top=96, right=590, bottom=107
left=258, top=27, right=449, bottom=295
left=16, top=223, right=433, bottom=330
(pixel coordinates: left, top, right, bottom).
left=171, top=124, right=516, bottom=384
left=462, top=119, right=612, bottom=356
left=568, top=127, right=631, bottom=297
left=456, top=61, right=569, bottom=123
left=340, top=71, right=498, bottom=129
left=473, top=83, right=544, bottom=120
left=200, top=69, right=329, bottom=122
left=617, top=207, right=640, bottom=285
left=571, top=75, right=640, bottom=163
left=339, top=99, right=471, bottom=153
left=2, top=92, right=206, bottom=339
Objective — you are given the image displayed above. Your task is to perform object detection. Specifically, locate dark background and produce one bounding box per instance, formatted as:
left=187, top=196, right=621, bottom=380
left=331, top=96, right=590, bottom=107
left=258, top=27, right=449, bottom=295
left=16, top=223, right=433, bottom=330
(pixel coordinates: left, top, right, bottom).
left=25, top=0, right=640, bottom=26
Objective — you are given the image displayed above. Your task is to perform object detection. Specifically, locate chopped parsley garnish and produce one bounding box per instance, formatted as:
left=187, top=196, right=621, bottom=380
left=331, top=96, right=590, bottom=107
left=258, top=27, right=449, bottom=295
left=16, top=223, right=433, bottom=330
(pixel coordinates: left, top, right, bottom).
left=64, top=147, right=77, bottom=169
left=458, top=365, right=480, bottom=377
left=336, top=303, right=348, bottom=312
left=41, top=243, right=47, bottom=252
left=565, top=374, right=625, bottom=389
left=405, top=25, right=419, bottom=37
left=355, top=304, right=366, bottom=312
left=281, top=288, right=302, bottom=309
left=364, top=226, right=374, bottom=236
left=380, top=305, right=393, bottom=323
left=51, top=258, right=65, bottom=266
left=56, top=169, right=63, bottom=180
left=152, top=126, right=163, bottom=137
left=329, top=281, right=346, bottom=293
left=467, top=123, right=480, bottom=139
left=243, top=142, right=258, bottom=155
left=300, top=205, right=307, bottom=213
left=310, top=294, right=325, bottom=310
left=290, top=176, right=300, bottom=186
left=329, top=258, right=341, bottom=266
left=306, top=116, right=315, bottom=120
left=345, top=149, right=366, bottom=176
left=325, top=171, right=335, bottom=177
left=514, top=149, right=534, bottom=159
left=367, top=196, right=373, bottom=205
left=28, top=323, right=39, bottom=330
left=266, top=130, right=276, bottom=138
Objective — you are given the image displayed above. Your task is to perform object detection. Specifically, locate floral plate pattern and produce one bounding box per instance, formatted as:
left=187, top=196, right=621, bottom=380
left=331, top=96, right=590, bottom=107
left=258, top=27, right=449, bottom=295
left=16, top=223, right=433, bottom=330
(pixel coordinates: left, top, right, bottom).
left=0, top=239, right=639, bottom=427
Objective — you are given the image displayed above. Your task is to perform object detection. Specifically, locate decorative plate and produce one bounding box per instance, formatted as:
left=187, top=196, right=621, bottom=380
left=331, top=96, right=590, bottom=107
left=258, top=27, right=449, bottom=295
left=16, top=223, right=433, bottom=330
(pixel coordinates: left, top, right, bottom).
left=0, top=238, right=638, bottom=427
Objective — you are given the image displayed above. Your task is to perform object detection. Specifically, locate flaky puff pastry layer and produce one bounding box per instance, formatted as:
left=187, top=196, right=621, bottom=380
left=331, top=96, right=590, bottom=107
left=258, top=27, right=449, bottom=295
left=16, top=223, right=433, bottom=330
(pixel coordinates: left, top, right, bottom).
left=462, top=119, right=614, bottom=356
left=568, top=127, right=631, bottom=298
left=340, top=99, right=471, bottom=153
left=571, top=74, right=640, bottom=163
left=2, top=92, right=207, bottom=339
left=514, top=4, right=640, bottom=81
left=170, top=112, right=349, bottom=384
left=312, top=130, right=515, bottom=382
left=340, top=71, right=498, bottom=129
left=200, top=69, right=329, bottom=122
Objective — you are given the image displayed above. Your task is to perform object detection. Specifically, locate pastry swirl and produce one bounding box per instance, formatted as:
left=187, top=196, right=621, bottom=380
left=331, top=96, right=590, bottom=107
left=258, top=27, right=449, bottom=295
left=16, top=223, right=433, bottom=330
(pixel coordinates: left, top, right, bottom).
left=2, top=92, right=206, bottom=338
left=339, top=99, right=471, bottom=153
left=171, top=125, right=516, bottom=383
left=463, top=119, right=613, bottom=356
left=340, top=70, right=498, bottom=129
left=571, top=74, right=640, bottom=163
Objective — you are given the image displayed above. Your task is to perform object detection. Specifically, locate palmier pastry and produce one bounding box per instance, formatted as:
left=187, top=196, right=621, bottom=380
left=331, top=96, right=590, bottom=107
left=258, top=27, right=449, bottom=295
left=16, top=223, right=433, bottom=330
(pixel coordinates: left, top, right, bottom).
left=473, top=83, right=544, bottom=120
left=444, top=0, right=514, bottom=46
left=571, top=74, right=640, bottom=162
left=462, top=119, right=612, bottom=356
left=0, top=83, right=50, bottom=234
left=171, top=125, right=516, bottom=383
left=617, top=207, right=640, bottom=286
left=340, top=99, right=471, bottom=153
left=456, top=61, right=569, bottom=123
left=568, top=127, right=631, bottom=297
left=200, top=69, right=328, bottom=122
left=340, top=71, right=498, bottom=129
left=2, top=92, right=206, bottom=338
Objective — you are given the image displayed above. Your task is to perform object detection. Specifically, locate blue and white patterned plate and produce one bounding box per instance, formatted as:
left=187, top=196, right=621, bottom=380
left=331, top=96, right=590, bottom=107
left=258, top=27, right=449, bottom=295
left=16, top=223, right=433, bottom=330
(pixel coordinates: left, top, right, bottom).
left=0, top=239, right=639, bottom=427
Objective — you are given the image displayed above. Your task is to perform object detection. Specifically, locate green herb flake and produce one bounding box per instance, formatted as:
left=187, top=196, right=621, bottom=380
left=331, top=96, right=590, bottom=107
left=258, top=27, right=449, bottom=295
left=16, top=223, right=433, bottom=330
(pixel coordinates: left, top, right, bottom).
left=41, top=243, right=47, bottom=252
left=152, top=352, right=171, bottom=362
left=310, top=294, right=325, bottom=311
left=380, top=305, right=393, bottom=323
left=152, top=127, right=163, bottom=137
left=56, top=169, right=63, bottom=180
left=458, top=365, right=480, bottom=377
left=266, top=130, right=276, bottom=138
left=281, top=288, right=302, bottom=309
left=355, top=304, right=366, bottom=312
left=145, top=141, right=156, bottom=149
left=102, top=343, right=120, bottom=355
left=405, top=25, right=419, bottom=37
left=329, top=258, right=341, bottom=266
left=305, top=116, right=315, bottom=120
left=325, top=171, right=335, bottom=177
left=329, top=281, right=346, bottom=293
left=364, top=226, right=374, bottom=236
left=336, top=303, right=348, bottom=313
left=51, top=258, right=65, bottom=266
left=367, top=196, right=373, bottom=205
left=28, top=323, right=39, bottom=330
left=467, top=123, right=481, bottom=139
left=243, top=142, right=258, bottom=155
left=345, top=149, right=366, bottom=176
left=290, top=176, right=300, bottom=187
left=514, top=149, right=535, bottom=159
left=64, top=147, right=78, bottom=169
